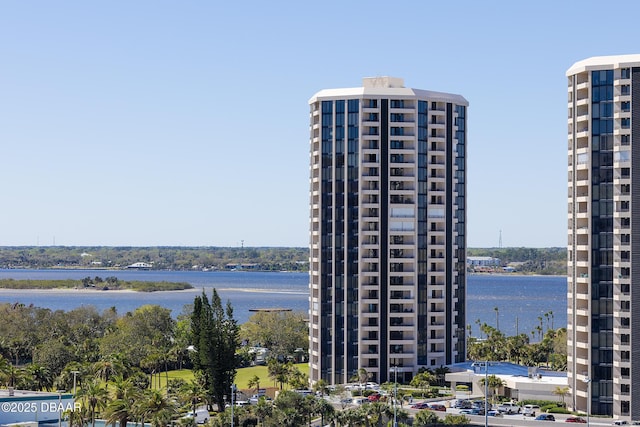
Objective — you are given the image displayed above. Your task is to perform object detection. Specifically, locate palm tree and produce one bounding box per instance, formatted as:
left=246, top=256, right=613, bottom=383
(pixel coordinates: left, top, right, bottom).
left=108, top=375, right=136, bottom=400
left=56, top=361, right=90, bottom=394
left=64, top=407, right=89, bottom=427
left=410, top=372, right=434, bottom=397
left=287, top=369, right=308, bottom=390
left=247, top=375, right=261, bottom=395
left=267, top=360, right=291, bottom=390
left=105, top=396, right=137, bottom=427
left=312, top=379, right=329, bottom=397
left=340, top=407, right=366, bottom=426
left=138, top=389, right=178, bottom=427
left=313, top=398, right=334, bottom=427
left=478, top=374, right=506, bottom=405
left=362, top=401, right=387, bottom=426
left=93, top=354, right=127, bottom=383
left=254, top=398, right=273, bottom=427
left=26, top=363, right=53, bottom=391
left=0, top=355, right=11, bottom=384
left=78, top=379, right=108, bottom=427
left=179, top=380, right=205, bottom=418
left=140, top=352, right=163, bottom=389
left=433, top=365, right=450, bottom=387
left=553, top=386, right=570, bottom=407
left=3, top=364, right=23, bottom=388
left=105, top=375, right=140, bottom=427
left=414, top=409, right=440, bottom=426
left=357, top=368, right=369, bottom=386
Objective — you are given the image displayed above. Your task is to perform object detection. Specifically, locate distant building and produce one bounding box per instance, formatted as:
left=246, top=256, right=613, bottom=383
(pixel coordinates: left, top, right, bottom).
left=446, top=361, right=568, bottom=402
left=466, top=256, right=501, bottom=267
left=567, top=54, right=640, bottom=420
left=126, top=262, right=152, bottom=269
left=224, top=263, right=259, bottom=270
left=308, top=77, right=468, bottom=385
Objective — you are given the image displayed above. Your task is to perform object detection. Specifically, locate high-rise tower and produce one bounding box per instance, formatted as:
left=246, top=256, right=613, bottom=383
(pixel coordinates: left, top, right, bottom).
left=567, top=55, right=640, bottom=420
left=308, top=77, right=468, bottom=384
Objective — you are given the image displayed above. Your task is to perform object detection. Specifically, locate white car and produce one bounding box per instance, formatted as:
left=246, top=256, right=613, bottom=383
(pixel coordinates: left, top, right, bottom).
left=497, top=402, right=520, bottom=414
left=522, top=404, right=540, bottom=417
left=182, top=408, right=209, bottom=424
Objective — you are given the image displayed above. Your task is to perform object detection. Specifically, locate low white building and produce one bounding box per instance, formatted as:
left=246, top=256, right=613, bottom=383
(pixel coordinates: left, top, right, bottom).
left=445, top=362, right=568, bottom=402
left=0, top=389, right=75, bottom=426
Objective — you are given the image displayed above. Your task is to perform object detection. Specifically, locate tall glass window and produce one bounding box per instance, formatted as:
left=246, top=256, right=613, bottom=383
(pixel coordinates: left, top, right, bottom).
left=590, top=69, right=613, bottom=416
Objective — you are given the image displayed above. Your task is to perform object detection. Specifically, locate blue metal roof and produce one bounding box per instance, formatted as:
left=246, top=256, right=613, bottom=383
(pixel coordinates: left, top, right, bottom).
left=449, top=361, right=567, bottom=378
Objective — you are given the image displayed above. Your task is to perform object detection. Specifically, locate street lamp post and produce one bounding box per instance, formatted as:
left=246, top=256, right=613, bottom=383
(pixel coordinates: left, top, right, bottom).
left=390, top=366, right=398, bottom=427
left=583, top=377, right=591, bottom=427
left=231, top=383, right=236, bottom=427
left=484, top=362, right=489, bottom=427
left=57, top=390, right=63, bottom=427
left=71, top=370, right=80, bottom=395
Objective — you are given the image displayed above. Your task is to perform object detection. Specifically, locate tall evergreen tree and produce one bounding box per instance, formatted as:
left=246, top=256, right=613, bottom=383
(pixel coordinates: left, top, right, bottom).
left=190, top=289, right=239, bottom=411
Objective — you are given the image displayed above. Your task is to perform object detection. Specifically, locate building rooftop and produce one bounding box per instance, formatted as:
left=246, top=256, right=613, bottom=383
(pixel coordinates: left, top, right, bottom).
left=309, top=76, right=468, bottom=106
left=0, top=388, right=69, bottom=399
left=450, top=361, right=566, bottom=378
left=566, top=54, right=640, bottom=75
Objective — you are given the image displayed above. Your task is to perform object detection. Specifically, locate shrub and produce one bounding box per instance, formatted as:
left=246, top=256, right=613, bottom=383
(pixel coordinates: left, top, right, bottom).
left=547, top=406, right=571, bottom=414
left=539, top=403, right=566, bottom=413
left=443, top=414, right=471, bottom=425
left=520, top=399, right=558, bottom=408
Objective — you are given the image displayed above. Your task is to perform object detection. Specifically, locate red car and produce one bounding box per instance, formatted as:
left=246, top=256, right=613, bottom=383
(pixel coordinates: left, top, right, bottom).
left=429, top=404, right=447, bottom=412
left=566, top=417, right=587, bottom=423
left=367, top=393, right=381, bottom=402
left=410, top=402, right=430, bottom=410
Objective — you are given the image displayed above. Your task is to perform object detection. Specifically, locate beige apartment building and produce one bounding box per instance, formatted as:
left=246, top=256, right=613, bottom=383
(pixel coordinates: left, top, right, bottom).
left=567, top=54, right=640, bottom=420
left=308, top=77, right=468, bottom=385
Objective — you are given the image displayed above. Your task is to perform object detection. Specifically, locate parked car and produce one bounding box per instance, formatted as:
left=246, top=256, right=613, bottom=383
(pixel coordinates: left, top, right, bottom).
left=566, top=417, right=587, bottom=423
left=367, top=393, right=381, bottom=402
left=411, top=402, right=430, bottom=410
left=613, top=421, right=628, bottom=426
left=182, top=408, right=209, bottom=425
left=454, top=400, right=474, bottom=409
left=523, top=404, right=541, bottom=417
left=459, top=409, right=473, bottom=415
left=470, top=408, right=485, bottom=415
left=429, top=404, right=447, bottom=412
left=535, top=414, right=556, bottom=421
left=497, top=402, right=520, bottom=414
left=487, top=410, right=503, bottom=418
left=473, top=401, right=487, bottom=409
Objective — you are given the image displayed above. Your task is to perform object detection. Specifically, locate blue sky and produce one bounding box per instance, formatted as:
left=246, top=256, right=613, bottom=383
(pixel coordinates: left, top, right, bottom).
left=1, top=1, right=638, bottom=248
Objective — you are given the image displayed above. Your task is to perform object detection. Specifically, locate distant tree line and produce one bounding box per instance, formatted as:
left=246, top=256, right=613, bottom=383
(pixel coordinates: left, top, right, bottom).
left=467, top=247, right=566, bottom=275
left=0, top=246, right=309, bottom=272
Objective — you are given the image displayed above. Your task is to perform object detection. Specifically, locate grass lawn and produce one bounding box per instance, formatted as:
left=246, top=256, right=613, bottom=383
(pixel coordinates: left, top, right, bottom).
left=157, top=363, right=309, bottom=391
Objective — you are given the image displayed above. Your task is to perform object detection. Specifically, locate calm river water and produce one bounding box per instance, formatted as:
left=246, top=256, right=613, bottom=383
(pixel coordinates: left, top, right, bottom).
left=0, top=269, right=565, bottom=337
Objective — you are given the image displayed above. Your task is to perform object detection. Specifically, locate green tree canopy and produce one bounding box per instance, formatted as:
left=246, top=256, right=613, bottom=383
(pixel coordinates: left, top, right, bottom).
left=99, top=305, right=175, bottom=367
left=240, top=311, right=308, bottom=358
